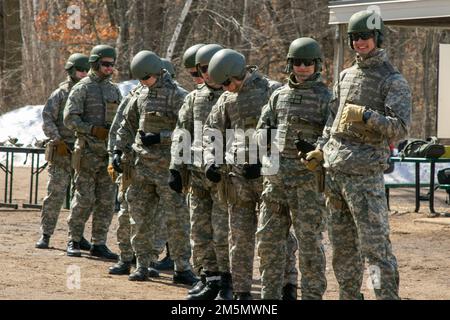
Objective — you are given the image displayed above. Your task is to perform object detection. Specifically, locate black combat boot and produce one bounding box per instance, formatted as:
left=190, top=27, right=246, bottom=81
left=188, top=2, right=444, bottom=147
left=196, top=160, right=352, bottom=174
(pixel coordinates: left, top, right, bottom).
left=35, top=234, right=50, bottom=249
left=188, top=273, right=206, bottom=295
left=154, top=255, right=174, bottom=271
left=79, top=237, right=92, bottom=251
left=186, top=272, right=221, bottom=300
left=215, top=272, right=233, bottom=300
left=90, top=244, right=119, bottom=261
left=109, top=260, right=132, bottom=275
left=154, top=243, right=174, bottom=270
left=173, top=269, right=199, bottom=286
left=128, top=266, right=149, bottom=281
left=282, top=283, right=298, bottom=300
left=147, top=267, right=160, bottom=278
left=67, top=241, right=81, bottom=257
left=234, top=292, right=252, bottom=300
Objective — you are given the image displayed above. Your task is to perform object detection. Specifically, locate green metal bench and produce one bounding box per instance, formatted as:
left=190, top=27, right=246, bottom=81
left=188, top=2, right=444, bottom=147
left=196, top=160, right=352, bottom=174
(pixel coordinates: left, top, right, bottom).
left=438, top=184, right=450, bottom=204
left=385, top=183, right=430, bottom=211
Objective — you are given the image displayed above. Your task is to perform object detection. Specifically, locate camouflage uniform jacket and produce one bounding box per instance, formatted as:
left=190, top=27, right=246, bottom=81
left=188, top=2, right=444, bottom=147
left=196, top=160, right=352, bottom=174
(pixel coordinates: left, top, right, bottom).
left=108, top=83, right=143, bottom=157
left=170, top=83, right=223, bottom=172
left=116, top=71, right=188, bottom=161
left=63, top=70, right=122, bottom=156
left=204, top=67, right=281, bottom=171
left=42, top=77, right=77, bottom=145
left=319, top=49, right=411, bottom=175
left=256, top=73, right=331, bottom=163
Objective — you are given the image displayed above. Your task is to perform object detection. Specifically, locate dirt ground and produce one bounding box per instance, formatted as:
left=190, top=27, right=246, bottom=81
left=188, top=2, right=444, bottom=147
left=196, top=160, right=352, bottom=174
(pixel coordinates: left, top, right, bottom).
left=0, top=167, right=449, bottom=300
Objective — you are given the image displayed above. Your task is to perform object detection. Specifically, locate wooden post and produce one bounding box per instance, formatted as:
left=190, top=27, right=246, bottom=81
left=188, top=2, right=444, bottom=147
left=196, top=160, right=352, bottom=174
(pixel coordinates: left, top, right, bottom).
left=333, top=24, right=345, bottom=85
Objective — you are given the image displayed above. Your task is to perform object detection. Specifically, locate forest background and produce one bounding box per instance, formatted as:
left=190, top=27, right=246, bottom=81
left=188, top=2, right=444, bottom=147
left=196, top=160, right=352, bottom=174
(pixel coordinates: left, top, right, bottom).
left=1, top=0, right=450, bottom=138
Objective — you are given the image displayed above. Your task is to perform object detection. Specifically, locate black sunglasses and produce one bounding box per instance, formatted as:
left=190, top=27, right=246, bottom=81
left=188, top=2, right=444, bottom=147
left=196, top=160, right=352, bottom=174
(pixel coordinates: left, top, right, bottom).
left=292, top=58, right=315, bottom=67
left=100, top=61, right=115, bottom=68
left=190, top=71, right=201, bottom=78
left=221, top=78, right=232, bottom=86
left=199, top=65, right=208, bottom=74
left=141, top=74, right=155, bottom=81
left=75, top=67, right=89, bottom=73
left=350, top=31, right=374, bottom=41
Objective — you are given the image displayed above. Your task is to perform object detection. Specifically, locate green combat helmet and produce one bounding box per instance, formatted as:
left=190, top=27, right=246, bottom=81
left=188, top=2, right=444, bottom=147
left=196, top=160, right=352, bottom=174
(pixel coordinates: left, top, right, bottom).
left=89, top=44, right=116, bottom=70
left=347, top=10, right=385, bottom=49
left=130, top=50, right=162, bottom=80
left=65, top=53, right=89, bottom=71
left=161, top=58, right=176, bottom=78
left=195, top=44, right=224, bottom=68
left=64, top=53, right=89, bottom=79
left=183, top=44, right=205, bottom=69
left=208, top=49, right=246, bottom=85
left=286, top=37, right=322, bottom=73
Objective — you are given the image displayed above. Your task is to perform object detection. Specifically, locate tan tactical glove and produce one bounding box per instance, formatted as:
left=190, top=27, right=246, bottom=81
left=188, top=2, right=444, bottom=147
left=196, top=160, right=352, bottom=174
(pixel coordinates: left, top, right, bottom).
left=55, top=140, right=70, bottom=157
left=300, top=149, right=323, bottom=171
left=340, top=103, right=365, bottom=124
left=91, top=126, right=109, bottom=140
left=107, top=164, right=117, bottom=182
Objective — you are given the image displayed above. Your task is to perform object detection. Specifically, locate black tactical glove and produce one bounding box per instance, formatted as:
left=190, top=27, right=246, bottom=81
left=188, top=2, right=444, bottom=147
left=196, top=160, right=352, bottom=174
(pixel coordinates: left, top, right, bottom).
left=242, top=162, right=262, bottom=180
left=139, top=130, right=161, bottom=147
left=205, top=164, right=221, bottom=183
left=168, top=169, right=183, bottom=193
left=294, top=138, right=316, bottom=159
left=112, top=150, right=123, bottom=173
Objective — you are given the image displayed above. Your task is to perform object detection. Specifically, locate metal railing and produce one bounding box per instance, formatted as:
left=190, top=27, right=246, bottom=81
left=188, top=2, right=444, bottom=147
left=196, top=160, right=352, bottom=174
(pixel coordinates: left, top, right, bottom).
left=0, top=146, right=47, bottom=209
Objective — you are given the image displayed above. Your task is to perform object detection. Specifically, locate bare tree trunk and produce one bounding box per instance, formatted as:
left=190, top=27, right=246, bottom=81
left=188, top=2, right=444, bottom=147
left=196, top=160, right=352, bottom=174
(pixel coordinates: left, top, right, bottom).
left=166, top=0, right=193, bottom=60
left=263, top=0, right=292, bottom=49
left=1, top=0, right=22, bottom=112
left=114, top=0, right=132, bottom=80
left=133, top=0, right=144, bottom=54
left=144, top=0, right=165, bottom=55
left=423, top=29, right=439, bottom=138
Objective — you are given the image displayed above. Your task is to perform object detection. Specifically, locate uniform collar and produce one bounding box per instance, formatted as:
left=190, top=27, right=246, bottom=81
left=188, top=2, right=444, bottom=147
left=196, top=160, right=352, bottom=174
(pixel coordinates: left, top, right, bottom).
left=88, top=70, right=111, bottom=83
left=355, top=49, right=388, bottom=68
left=151, top=70, right=172, bottom=89
left=239, top=66, right=261, bottom=92
left=288, top=72, right=322, bottom=89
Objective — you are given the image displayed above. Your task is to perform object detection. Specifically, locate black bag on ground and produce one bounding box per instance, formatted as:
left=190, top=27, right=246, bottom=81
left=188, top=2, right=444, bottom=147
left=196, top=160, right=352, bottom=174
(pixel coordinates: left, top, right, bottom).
left=438, top=168, right=450, bottom=185
left=398, top=137, right=445, bottom=159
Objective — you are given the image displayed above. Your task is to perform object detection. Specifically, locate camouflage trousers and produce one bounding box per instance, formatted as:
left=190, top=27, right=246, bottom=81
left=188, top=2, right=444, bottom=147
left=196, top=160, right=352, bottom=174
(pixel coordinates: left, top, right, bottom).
left=153, top=204, right=169, bottom=255
left=67, top=150, right=115, bottom=244
left=126, top=158, right=191, bottom=270
left=116, top=182, right=133, bottom=262
left=189, top=170, right=229, bottom=274
left=257, top=162, right=327, bottom=300
left=40, top=156, right=73, bottom=236
left=227, top=172, right=298, bottom=293
left=116, top=182, right=168, bottom=262
left=325, top=170, right=400, bottom=300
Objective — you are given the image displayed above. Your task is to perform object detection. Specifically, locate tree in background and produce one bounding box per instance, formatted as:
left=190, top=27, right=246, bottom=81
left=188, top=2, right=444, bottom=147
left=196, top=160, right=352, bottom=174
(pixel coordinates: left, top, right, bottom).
left=0, top=0, right=449, bottom=139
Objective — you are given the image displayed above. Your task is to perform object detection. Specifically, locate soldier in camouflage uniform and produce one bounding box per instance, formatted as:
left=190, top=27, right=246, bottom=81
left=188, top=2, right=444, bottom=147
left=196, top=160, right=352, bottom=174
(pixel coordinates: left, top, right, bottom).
left=256, top=38, right=330, bottom=300
left=183, top=44, right=206, bottom=88
left=64, top=45, right=122, bottom=260
left=203, top=49, right=298, bottom=300
left=170, top=44, right=232, bottom=300
left=36, top=53, right=91, bottom=250
left=115, top=50, right=197, bottom=284
left=107, top=83, right=144, bottom=275
left=304, top=11, right=411, bottom=300
left=108, top=82, right=172, bottom=277
left=152, top=58, right=177, bottom=272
